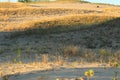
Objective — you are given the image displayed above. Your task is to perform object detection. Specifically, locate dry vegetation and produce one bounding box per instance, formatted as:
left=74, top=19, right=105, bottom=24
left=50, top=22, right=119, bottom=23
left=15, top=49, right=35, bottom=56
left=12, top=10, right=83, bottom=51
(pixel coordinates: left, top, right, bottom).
left=1, top=15, right=114, bottom=31
left=0, top=2, right=120, bottom=80
left=0, top=2, right=120, bottom=32
left=0, top=2, right=27, bottom=8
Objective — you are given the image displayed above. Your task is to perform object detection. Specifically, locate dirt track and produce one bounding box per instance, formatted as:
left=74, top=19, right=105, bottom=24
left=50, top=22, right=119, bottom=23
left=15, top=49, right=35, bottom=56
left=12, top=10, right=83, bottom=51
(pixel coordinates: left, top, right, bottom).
left=9, top=68, right=120, bottom=80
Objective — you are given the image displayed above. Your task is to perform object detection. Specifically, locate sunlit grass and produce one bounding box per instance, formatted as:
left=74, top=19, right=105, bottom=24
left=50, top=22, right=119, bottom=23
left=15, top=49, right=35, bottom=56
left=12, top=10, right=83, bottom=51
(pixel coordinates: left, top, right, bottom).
left=1, top=14, right=114, bottom=31
left=0, top=2, right=27, bottom=8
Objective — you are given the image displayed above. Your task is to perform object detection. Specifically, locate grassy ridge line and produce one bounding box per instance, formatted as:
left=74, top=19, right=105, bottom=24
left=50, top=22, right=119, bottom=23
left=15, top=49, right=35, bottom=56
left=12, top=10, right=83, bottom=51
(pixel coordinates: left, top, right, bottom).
left=3, top=14, right=114, bottom=31
left=0, top=1, right=87, bottom=9
left=0, top=7, right=79, bottom=16
left=0, top=7, right=119, bottom=17
left=0, top=7, right=103, bottom=16
left=4, top=14, right=114, bottom=34
left=0, top=3, right=120, bottom=16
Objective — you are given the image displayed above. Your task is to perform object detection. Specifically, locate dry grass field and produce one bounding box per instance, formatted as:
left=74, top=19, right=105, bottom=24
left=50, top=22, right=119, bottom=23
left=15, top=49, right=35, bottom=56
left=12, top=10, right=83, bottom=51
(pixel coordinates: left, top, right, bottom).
left=0, top=2, right=120, bottom=32
left=0, top=2, right=120, bottom=80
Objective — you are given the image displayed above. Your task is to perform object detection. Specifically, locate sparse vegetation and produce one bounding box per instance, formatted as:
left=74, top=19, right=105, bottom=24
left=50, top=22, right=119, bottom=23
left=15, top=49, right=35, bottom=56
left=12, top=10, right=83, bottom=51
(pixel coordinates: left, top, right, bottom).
left=42, top=54, right=48, bottom=64
left=0, top=2, right=120, bottom=80
left=111, top=61, right=120, bottom=80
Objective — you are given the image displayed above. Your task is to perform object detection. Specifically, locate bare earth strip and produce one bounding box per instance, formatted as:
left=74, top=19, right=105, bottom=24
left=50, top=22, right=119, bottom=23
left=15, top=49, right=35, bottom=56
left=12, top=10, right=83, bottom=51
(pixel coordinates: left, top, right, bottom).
left=8, top=68, right=120, bottom=80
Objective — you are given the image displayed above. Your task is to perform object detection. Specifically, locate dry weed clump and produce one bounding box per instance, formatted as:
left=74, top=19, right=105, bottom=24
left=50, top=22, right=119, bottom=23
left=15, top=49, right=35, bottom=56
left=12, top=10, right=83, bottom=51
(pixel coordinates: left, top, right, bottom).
left=42, top=54, right=48, bottom=64
left=57, top=56, right=64, bottom=65
left=64, top=45, right=79, bottom=57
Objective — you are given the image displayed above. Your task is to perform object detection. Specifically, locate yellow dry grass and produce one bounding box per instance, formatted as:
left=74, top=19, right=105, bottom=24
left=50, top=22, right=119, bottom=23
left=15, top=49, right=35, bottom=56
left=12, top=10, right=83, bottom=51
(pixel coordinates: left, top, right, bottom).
left=0, top=2, right=120, bottom=33
left=0, top=15, right=9, bottom=21
left=0, top=2, right=27, bottom=8
left=0, top=14, right=115, bottom=31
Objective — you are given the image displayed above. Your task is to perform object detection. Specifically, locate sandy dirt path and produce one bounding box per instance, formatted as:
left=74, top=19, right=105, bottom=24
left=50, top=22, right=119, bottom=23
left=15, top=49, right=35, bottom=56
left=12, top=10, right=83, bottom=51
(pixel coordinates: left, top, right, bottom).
left=8, top=68, right=120, bottom=80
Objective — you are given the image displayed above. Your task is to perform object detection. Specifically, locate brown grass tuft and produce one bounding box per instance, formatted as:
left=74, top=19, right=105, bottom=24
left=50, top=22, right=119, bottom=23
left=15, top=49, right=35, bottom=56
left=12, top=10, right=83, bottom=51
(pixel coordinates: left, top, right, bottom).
left=64, top=45, right=79, bottom=57
left=42, top=54, right=48, bottom=64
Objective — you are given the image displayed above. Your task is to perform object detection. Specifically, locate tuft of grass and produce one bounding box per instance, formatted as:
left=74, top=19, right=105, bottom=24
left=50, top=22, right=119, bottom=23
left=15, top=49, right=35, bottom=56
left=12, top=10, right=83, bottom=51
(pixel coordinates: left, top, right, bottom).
left=64, top=45, right=79, bottom=57
left=42, top=54, right=48, bottom=64
left=56, top=56, right=63, bottom=65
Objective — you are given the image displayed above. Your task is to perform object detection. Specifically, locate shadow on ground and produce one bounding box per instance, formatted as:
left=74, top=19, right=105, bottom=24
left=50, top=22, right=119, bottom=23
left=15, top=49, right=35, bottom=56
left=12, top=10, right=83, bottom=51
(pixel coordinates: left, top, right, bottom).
left=2, top=17, right=120, bottom=49
left=8, top=67, right=120, bottom=80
